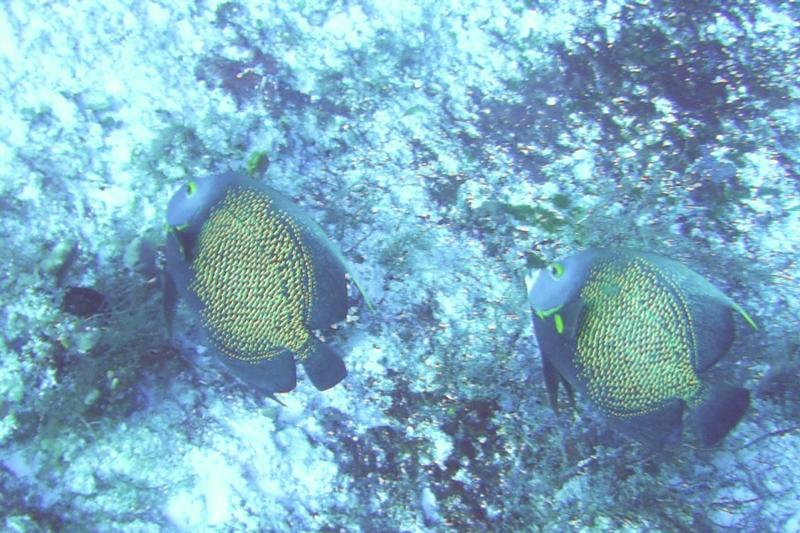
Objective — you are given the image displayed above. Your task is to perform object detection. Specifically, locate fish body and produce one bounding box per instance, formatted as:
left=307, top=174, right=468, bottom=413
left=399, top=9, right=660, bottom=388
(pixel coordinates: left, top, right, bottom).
left=165, top=172, right=360, bottom=394
left=525, top=248, right=756, bottom=447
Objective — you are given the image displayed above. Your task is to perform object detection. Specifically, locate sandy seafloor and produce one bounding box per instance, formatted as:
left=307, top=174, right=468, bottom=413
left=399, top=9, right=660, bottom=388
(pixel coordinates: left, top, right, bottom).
left=1, top=0, right=799, bottom=531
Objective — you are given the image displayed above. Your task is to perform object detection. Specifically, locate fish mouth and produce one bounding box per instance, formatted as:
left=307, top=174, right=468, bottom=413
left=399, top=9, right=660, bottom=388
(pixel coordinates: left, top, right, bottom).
left=525, top=269, right=563, bottom=316
left=524, top=268, right=543, bottom=302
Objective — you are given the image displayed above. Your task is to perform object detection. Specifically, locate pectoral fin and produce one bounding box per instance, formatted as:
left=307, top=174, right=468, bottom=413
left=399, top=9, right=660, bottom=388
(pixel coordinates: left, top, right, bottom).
left=542, top=353, right=559, bottom=411
left=162, top=271, right=177, bottom=339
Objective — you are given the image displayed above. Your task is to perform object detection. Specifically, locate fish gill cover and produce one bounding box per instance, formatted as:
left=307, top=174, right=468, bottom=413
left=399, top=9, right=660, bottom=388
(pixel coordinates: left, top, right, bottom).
left=0, top=1, right=799, bottom=532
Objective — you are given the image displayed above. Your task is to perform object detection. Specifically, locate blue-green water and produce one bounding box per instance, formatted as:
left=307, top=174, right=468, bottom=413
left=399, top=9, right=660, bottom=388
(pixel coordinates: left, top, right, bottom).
left=1, top=1, right=798, bottom=531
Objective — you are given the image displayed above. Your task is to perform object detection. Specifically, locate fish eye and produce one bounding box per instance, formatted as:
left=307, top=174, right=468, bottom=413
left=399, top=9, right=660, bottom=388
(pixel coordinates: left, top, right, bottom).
left=550, top=262, right=565, bottom=279
left=186, top=181, right=197, bottom=197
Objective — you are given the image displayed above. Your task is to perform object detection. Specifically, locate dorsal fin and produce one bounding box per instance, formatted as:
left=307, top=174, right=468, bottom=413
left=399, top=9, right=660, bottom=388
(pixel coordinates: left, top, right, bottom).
left=686, top=292, right=736, bottom=373
left=301, top=226, right=350, bottom=330
left=731, top=301, right=757, bottom=330
left=254, top=180, right=373, bottom=313
left=641, top=251, right=753, bottom=373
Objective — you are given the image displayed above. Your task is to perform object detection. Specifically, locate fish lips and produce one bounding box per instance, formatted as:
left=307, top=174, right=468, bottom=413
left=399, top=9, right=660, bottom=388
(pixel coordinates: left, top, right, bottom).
left=525, top=267, right=563, bottom=314
left=524, top=268, right=543, bottom=307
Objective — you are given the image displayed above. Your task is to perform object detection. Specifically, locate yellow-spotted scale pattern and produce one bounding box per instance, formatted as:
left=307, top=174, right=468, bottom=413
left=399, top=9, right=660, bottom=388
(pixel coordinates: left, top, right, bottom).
left=189, top=186, right=316, bottom=362
left=575, top=256, right=703, bottom=418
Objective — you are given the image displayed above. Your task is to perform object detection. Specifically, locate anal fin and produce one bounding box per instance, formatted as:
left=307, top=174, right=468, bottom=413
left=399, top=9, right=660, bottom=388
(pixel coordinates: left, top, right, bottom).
left=222, top=350, right=297, bottom=394
left=614, top=399, right=685, bottom=450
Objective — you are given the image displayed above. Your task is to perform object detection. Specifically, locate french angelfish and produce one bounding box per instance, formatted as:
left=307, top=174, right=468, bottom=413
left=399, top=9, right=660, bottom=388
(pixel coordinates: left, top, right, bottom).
left=525, top=248, right=757, bottom=448
left=165, top=171, right=364, bottom=395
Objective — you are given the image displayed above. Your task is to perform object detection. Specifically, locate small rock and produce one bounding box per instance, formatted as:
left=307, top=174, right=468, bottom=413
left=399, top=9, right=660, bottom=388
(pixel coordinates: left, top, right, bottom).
left=40, top=240, right=78, bottom=284
left=61, top=287, right=111, bottom=318
left=420, top=486, right=441, bottom=526
left=123, top=236, right=159, bottom=279
left=83, top=388, right=101, bottom=406
left=74, top=330, right=102, bottom=354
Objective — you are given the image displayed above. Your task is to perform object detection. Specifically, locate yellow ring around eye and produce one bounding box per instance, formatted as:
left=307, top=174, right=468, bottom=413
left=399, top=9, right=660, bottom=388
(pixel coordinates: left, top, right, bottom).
left=551, top=262, right=565, bottom=278
left=186, top=181, right=197, bottom=196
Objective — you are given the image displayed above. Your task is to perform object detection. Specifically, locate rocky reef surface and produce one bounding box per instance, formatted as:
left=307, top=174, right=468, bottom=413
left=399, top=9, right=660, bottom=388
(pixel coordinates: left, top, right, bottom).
left=1, top=1, right=798, bottom=531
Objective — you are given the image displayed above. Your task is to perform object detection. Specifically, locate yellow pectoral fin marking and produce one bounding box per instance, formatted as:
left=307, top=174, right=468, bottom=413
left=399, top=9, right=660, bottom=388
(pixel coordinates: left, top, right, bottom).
left=554, top=313, right=564, bottom=334
left=537, top=305, right=562, bottom=319
left=534, top=305, right=565, bottom=334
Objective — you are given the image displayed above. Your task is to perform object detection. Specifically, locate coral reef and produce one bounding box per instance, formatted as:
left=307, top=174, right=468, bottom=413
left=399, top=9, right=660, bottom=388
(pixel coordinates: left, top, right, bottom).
left=1, top=0, right=798, bottom=530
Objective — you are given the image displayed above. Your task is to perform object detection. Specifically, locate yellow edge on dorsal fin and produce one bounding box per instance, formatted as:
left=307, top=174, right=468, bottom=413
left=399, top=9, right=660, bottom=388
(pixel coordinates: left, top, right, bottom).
left=732, top=301, right=758, bottom=330
left=349, top=270, right=375, bottom=312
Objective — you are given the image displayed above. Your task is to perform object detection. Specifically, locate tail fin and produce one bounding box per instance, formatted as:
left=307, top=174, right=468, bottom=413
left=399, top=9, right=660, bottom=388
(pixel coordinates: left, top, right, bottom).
left=303, top=337, right=347, bottom=391
left=694, top=385, right=750, bottom=446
